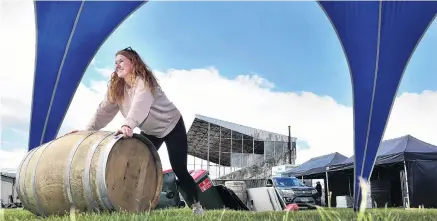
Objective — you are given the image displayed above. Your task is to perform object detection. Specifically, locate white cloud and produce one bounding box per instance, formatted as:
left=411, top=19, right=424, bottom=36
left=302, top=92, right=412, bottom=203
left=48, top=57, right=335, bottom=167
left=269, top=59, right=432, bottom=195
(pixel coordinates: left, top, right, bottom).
left=235, top=74, right=275, bottom=89
left=1, top=0, right=36, bottom=171
left=0, top=0, right=35, bottom=129
left=0, top=149, right=29, bottom=172
left=2, top=1, right=437, bottom=180
left=95, top=67, right=114, bottom=78
left=384, top=90, right=437, bottom=143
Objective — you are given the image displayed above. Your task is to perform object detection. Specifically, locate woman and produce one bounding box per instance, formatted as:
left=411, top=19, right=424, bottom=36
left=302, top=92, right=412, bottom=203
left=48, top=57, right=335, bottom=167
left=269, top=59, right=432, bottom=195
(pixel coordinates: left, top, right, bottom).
left=76, top=47, right=204, bottom=215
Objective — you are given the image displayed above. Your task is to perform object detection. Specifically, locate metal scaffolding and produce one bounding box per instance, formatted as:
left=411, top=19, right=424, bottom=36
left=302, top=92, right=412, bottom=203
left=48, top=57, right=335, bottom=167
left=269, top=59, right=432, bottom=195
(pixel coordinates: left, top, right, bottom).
left=187, top=114, right=297, bottom=178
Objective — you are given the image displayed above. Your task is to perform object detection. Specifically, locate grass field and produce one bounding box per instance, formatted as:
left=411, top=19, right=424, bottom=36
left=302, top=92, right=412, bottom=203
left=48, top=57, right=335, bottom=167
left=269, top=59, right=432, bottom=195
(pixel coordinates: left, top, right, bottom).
left=2, top=178, right=434, bottom=220
left=2, top=207, right=437, bottom=221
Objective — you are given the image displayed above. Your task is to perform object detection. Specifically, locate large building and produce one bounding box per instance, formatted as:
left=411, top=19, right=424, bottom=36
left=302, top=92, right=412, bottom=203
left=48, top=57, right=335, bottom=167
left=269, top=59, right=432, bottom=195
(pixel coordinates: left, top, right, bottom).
left=186, top=114, right=297, bottom=179
left=1, top=172, right=17, bottom=206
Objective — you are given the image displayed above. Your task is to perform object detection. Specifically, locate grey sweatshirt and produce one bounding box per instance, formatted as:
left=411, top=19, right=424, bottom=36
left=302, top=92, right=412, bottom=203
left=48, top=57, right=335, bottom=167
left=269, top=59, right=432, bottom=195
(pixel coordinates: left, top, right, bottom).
left=85, top=77, right=181, bottom=138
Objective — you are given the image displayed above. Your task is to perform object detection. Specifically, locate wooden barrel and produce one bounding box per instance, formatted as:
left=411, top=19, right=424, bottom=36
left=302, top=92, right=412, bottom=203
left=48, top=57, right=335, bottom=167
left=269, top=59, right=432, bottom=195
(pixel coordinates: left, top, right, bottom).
left=15, top=131, right=163, bottom=217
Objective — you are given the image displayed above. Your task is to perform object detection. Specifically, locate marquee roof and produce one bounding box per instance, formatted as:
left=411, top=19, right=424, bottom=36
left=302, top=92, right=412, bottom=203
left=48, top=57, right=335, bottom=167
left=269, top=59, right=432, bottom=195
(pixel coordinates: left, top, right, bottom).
left=329, top=135, right=437, bottom=171
left=282, top=152, right=347, bottom=178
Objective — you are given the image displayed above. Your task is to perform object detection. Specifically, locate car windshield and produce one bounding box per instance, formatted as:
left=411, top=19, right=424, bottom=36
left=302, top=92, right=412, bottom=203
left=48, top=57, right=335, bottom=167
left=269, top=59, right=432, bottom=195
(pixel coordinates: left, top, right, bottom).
left=274, top=177, right=306, bottom=187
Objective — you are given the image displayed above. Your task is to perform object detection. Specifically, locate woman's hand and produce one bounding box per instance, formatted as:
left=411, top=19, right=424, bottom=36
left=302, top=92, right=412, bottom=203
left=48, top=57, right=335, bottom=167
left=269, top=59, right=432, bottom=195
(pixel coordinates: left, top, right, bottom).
left=115, top=125, right=133, bottom=138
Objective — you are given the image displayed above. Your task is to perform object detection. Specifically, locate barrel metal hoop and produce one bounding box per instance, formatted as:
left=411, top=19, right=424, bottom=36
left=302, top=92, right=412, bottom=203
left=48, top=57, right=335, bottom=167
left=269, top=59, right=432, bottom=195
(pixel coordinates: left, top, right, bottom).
left=64, top=131, right=97, bottom=207
left=83, top=132, right=114, bottom=212
left=31, top=140, right=55, bottom=217
left=16, top=147, right=38, bottom=212
left=15, top=149, right=30, bottom=197
left=97, top=135, right=123, bottom=210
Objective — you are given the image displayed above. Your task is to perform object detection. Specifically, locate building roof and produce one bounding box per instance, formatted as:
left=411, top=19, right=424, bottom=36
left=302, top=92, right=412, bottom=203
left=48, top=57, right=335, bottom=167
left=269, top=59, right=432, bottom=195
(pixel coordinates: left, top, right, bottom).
left=195, top=115, right=296, bottom=142
left=187, top=114, right=297, bottom=167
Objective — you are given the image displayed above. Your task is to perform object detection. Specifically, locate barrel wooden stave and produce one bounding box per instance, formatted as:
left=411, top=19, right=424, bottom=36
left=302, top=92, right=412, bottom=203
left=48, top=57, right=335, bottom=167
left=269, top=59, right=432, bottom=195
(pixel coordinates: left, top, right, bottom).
left=16, top=146, right=40, bottom=215
left=106, top=138, right=152, bottom=211
left=23, top=141, right=51, bottom=216
left=35, top=132, right=93, bottom=215
left=138, top=136, right=163, bottom=211
left=69, top=131, right=103, bottom=212
left=17, top=130, right=163, bottom=217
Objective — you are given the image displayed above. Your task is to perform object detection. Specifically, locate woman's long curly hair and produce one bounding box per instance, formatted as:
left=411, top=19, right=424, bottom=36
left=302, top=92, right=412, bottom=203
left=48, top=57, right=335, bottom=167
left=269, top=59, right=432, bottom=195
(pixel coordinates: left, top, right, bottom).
left=107, top=47, right=160, bottom=104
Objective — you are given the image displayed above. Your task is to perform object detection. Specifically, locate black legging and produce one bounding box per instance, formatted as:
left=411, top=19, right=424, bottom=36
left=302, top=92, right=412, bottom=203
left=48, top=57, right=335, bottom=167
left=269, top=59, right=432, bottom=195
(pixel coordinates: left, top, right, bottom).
left=140, top=116, right=199, bottom=203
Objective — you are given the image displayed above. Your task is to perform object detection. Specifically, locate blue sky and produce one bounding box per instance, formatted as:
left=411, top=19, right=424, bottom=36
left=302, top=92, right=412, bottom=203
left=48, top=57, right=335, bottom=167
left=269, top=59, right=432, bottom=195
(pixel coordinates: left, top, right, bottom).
left=81, top=1, right=437, bottom=164
left=87, top=1, right=437, bottom=107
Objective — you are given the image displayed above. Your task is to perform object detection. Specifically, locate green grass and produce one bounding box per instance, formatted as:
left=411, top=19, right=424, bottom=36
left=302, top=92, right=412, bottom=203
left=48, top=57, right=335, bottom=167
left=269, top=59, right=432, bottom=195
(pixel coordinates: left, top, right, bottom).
left=3, top=207, right=437, bottom=221
left=2, top=178, right=436, bottom=221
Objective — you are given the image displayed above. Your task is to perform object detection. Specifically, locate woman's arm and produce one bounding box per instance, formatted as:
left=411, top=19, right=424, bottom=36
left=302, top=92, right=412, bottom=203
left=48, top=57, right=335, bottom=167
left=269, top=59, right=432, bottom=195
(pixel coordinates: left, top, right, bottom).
left=85, top=93, right=119, bottom=131
left=122, top=79, right=155, bottom=129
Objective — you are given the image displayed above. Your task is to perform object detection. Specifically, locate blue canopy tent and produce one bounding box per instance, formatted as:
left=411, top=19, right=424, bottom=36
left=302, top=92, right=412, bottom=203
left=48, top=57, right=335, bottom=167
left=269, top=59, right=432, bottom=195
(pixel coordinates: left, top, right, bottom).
left=280, top=154, right=331, bottom=177
left=281, top=152, right=348, bottom=208
left=28, top=0, right=437, bottom=211
left=327, top=135, right=437, bottom=208
left=317, top=1, right=437, bottom=209
left=28, top=0, right=146, bottom=149
left=330, top=135, right=437, bottom=171
left=282, top=152, right=347, bottom=179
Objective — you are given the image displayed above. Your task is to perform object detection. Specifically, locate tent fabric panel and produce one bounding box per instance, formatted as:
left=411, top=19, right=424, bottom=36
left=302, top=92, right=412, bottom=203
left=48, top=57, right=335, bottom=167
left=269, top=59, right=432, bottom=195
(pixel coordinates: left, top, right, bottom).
left=360, top=1, right=437, bottom=196
left=319, top=2, right=380, bottom=209
left=294, top=166, right=328, bottom=177
left=293, top=153, right=348, bottom=177
left=331, top=135, right=437, bottom=170
left=406, top=136, right=437, bottom=154
left=408, top=160, right=437, bottom=208
left=282, top=157, right=328, bottom=175
left=320, top=1, right=437, bottom=209
left=29, top=1, right=146, bottom=150
left=406, top=153, right=437, bottom=161
left=373, top=153, right=404, bottom=165
left=41, top=1, right=146, bottom=145
left=29, top=1, right=82, bottom=152
left=330, top=152, right=349, bottom=166
left=327, top=163, right=354, bottom=172
left=282, top=152, right=343, bottom=176
left=376, top=136, right=409, bottom=157
left=336, top=156, right=354, bottom=166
